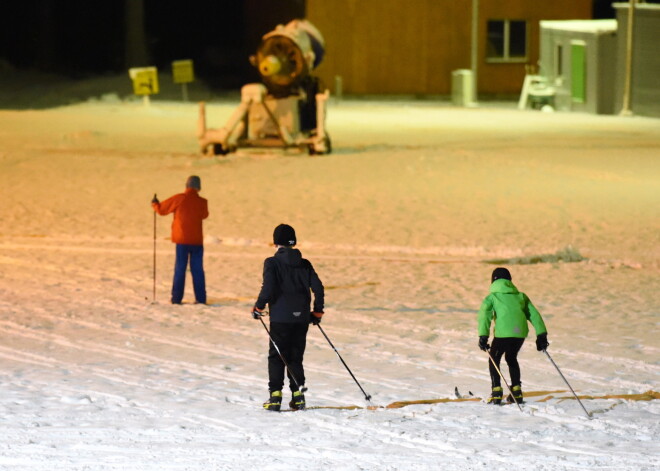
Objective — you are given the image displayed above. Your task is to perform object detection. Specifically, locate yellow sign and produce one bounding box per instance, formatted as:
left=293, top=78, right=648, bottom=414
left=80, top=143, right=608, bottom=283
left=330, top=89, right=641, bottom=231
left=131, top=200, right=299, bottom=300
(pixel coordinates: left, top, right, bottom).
left=172, top=60, right=194, bottom=84
left=128, top=67, right=159, bottom=95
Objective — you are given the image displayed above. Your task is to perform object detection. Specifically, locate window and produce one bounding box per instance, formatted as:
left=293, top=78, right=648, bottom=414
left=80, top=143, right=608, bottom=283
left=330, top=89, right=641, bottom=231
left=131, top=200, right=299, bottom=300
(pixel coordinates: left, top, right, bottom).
left=486, top=19, right=527, bottom=62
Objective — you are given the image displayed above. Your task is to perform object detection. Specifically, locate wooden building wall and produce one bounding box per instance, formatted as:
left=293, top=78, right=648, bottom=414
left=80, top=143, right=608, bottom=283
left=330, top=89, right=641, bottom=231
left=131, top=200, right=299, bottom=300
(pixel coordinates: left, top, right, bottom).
left=307, top=0, right=593, bottom=96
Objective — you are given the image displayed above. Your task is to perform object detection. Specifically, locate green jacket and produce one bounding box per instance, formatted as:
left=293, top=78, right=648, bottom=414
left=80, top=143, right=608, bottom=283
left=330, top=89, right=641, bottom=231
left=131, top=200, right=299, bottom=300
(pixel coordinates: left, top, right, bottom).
left=477, top=279, right=547, bottom=338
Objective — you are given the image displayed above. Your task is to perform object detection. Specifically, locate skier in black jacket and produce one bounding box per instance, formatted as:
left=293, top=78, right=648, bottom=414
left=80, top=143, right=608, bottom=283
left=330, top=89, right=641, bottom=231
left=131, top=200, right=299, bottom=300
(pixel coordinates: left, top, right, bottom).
left=252, top=224, right=324, bottom=411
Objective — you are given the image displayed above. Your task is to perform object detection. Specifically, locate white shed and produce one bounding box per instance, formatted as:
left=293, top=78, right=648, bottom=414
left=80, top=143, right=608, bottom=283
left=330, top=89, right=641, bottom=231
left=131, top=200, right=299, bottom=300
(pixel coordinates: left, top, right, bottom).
left=539, top=20, right=618, bottom=114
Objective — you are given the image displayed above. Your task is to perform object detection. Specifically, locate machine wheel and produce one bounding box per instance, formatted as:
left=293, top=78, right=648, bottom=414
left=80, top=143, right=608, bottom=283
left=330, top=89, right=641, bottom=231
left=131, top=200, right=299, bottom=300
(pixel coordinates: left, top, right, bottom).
left=213, top=143, right=230, bottom=156
left=307, top=134, right=332, bottom=156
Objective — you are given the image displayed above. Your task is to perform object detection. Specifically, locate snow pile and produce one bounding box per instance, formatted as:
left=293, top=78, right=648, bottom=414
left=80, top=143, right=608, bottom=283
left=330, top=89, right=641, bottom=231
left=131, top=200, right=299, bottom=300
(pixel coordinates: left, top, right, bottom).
left=484, top=245, right=585, bottom=265
left=0, top=97, right=658, bottom=470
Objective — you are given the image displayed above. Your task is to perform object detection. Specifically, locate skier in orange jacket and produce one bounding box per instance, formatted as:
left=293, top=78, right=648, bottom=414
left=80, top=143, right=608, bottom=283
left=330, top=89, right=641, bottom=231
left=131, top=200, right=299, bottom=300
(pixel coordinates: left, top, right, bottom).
left=152, top=176, right=209, bottom=304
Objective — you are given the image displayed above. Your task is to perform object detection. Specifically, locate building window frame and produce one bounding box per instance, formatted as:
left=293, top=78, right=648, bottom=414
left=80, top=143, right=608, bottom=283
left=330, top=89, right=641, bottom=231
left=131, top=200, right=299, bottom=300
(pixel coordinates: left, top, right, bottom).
left=486, top=19, right=528, bottom=63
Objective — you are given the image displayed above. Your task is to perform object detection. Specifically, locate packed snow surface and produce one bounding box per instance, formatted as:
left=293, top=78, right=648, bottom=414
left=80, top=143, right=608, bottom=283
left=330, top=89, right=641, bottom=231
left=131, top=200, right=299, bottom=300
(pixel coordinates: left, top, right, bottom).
left=0, top=97, right=658, bottom=470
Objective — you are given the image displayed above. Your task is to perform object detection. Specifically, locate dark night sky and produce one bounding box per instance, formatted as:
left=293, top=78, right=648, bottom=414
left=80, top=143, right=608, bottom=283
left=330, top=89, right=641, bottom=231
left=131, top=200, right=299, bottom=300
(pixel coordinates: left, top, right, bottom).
left=0, top=0, right=305, bottom=89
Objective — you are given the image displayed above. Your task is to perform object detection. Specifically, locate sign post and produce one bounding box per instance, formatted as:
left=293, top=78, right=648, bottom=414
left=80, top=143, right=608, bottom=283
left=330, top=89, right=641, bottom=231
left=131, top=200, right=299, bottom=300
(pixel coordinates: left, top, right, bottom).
left=128, top=67, right=159, bottom=106
left=172, top=59, right=195, bottom=102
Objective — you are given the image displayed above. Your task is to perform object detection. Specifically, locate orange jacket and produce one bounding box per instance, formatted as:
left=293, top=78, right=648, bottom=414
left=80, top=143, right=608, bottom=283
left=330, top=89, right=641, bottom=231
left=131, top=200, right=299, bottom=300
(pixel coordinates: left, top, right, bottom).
left=153, top=188, right=209, bottom=245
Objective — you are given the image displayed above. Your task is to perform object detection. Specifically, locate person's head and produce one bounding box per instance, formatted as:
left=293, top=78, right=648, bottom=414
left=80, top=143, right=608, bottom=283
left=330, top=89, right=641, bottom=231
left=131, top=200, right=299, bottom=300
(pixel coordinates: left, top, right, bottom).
left=273, top=224, right=296, bottom=247
left=186, top=175, right=201, bottom=191
left=491, top=267, right=511, bottom=283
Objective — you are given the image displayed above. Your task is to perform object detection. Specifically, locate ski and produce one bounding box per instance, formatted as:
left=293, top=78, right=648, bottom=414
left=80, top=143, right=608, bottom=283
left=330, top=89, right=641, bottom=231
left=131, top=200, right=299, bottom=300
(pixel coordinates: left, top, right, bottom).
left=454, top=386, right=475, bottom=399
left=265, top=390, right=660, bottom=412
left=277, top=404, right=379, bottom=412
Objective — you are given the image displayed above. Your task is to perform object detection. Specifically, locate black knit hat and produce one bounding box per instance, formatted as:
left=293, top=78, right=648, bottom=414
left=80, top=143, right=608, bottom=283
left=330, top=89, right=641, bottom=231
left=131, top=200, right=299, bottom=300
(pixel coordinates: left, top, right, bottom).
left=273, top=224, right=296, bottom=246
left=491, top=267, right=512, bottom=283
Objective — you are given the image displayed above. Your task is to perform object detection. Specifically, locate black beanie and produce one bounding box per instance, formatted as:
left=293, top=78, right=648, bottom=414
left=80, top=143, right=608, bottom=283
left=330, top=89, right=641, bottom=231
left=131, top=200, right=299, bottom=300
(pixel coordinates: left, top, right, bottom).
left=491, top=267, right=512, bottom=283
left=273, top=224, right=296, bottom=246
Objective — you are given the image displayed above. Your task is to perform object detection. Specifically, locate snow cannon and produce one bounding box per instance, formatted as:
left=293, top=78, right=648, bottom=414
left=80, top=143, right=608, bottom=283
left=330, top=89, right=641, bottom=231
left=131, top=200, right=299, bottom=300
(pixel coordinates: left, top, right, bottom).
left=197, top=19, right=331, bottom=156
left=252, top=19, right=326, bottom=97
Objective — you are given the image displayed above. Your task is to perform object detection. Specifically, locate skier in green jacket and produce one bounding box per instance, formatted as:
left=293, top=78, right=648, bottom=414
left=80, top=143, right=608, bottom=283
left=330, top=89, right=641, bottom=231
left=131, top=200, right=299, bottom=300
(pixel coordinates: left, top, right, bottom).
left=477, top=267, right=549, bottom=404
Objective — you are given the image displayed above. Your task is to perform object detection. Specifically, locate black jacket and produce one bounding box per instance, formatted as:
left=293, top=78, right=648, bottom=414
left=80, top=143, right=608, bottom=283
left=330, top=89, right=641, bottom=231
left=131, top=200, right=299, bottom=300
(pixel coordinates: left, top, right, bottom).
left=255, top=247, right=324, bottom=323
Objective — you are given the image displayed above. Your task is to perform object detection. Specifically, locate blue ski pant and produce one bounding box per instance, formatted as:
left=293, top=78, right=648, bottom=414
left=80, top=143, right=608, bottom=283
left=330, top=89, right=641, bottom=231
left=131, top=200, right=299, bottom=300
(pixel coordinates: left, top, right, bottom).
left=172, top=244, right=206, bottom=304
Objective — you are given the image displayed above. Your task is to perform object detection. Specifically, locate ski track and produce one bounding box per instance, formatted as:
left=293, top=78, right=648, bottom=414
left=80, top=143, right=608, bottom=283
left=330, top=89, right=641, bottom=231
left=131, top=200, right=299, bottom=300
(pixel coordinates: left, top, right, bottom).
left=0, top=344, right=188, bottom=394
left=3, top=321, right=656, bottom=469
left=4, top=297, right=652, bottom=394
left=0, top=321, right=261, bottom=395
left=0, top=314, right=406, bottom=401
left=1, top=363, right=244, bottom=437
left=1, top=281, right=655, bottom=405
left=0, top=307, right=440, bottom=400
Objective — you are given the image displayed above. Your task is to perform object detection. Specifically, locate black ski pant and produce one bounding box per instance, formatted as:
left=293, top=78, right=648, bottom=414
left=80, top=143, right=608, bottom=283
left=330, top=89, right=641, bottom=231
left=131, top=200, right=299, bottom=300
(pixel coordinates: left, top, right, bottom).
left=489, top=337, right=525, bottom=389
left=267, top=322, right=309, bottom=393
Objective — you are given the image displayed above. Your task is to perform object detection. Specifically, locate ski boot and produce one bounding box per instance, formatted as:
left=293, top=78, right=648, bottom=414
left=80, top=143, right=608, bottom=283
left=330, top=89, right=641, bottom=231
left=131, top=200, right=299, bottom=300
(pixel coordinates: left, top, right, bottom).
left=263, top=391, right=282, bottom=411
left=488, top=386, right=503, bottom=405
left=289, top=390, right=306, bottom=411
left=506, top=385, right=524, bottom=404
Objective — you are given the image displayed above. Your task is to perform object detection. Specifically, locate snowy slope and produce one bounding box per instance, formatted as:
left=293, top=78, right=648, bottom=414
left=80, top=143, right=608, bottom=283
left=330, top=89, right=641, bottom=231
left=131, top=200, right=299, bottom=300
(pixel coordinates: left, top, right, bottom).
left=0, top=99, right=658, bottom=470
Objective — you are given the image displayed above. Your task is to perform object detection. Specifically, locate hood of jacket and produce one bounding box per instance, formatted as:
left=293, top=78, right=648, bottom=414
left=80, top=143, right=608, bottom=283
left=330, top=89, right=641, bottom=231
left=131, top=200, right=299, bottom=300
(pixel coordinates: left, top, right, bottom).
left=274, top=247, right=303, bottom=267
left=489, top=278, right=520, bottom=295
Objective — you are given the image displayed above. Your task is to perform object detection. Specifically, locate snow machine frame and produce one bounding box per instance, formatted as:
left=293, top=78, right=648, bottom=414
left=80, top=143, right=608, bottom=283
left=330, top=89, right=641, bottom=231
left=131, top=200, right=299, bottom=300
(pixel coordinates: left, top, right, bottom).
left=197, top=82, right=331, bottom=156
left=196, top=19, right=331, bottom=156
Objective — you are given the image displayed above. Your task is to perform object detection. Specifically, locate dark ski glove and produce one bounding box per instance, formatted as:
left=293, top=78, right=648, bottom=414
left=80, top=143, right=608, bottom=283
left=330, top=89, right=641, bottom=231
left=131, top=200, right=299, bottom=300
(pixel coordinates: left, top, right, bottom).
left=152, top=194, right=159, bottom=204
left=251, top=307, right=264, bottom=319
left=536, top=333, right=549, bottom=351
left=478, top=336, right=490, bottom=351
left=310, top=312, right=323, bottom=325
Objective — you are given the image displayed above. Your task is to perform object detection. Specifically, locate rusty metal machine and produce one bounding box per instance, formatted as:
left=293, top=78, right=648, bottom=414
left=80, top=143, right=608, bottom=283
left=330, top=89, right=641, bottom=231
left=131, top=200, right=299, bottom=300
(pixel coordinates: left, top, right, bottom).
left=197, top=19, right=330, bottom=155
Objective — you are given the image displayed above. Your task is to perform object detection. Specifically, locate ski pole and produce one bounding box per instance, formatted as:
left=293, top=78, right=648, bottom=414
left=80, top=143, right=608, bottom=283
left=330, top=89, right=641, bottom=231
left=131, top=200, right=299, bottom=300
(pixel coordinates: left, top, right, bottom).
left=152, top=194, right=157, bottom=303
left=258, top=315, right=307, bottom=394
left=316, top=324, right=372, bottom=402
left=543, top=350, right=591, bottom=419
left=486, top=349, right=523, bottom=412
